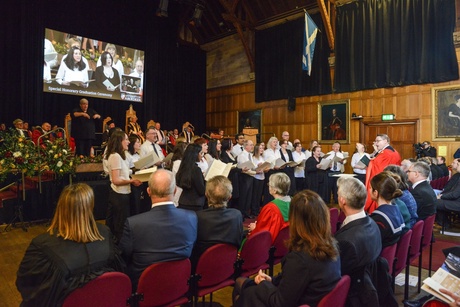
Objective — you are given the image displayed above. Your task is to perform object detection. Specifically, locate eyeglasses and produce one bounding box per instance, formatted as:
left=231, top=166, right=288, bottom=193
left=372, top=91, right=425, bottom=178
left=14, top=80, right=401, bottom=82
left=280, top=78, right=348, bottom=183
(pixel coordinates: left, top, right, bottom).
left=406, top=170, right=417, bottom=174
left=374, top=139, right=383, bottom=143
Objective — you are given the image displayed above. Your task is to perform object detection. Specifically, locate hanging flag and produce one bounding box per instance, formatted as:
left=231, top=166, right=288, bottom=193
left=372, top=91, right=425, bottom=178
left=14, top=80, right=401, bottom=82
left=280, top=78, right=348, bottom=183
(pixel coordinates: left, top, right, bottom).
left=302, top=12, right=318, bottom=76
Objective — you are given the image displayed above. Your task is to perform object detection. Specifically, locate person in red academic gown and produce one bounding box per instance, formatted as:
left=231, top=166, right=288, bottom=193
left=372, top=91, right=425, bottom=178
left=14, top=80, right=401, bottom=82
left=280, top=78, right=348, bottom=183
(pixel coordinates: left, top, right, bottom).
left=364, top=134, right=401, bottom=213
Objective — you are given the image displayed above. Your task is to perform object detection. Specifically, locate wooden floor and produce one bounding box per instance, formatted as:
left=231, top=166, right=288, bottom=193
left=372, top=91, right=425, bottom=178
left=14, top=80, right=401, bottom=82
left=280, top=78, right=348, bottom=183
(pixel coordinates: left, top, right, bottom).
left=1, top=221, right=459, bottom=307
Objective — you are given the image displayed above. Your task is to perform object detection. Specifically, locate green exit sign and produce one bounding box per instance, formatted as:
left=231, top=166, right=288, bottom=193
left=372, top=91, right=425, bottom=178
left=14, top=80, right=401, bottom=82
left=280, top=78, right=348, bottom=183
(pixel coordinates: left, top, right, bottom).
left=381, top=114, right=395, bottom=121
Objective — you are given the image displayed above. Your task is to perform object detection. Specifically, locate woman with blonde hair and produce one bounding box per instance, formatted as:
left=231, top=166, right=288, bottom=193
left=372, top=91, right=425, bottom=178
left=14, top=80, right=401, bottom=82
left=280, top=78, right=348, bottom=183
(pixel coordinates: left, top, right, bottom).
left=16, top=183, right=124, bottom=307
left=234, top=190, right=341, bottom=306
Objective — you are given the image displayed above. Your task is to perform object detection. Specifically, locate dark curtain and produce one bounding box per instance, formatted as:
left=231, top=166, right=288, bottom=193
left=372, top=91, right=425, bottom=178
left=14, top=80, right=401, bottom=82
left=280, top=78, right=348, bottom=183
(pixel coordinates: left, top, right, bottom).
left=335, top=0, right=459, bottom=92
left=255, top=14, right=332, bottom=102
left=1, top=0, right=206, bottom=134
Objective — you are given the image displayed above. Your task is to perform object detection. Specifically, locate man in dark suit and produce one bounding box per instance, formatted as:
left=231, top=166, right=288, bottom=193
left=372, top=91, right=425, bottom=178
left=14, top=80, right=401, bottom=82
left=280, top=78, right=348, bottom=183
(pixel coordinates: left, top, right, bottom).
left=437, top=156, right=450, bottom=177
left=407, top=161, right=437, bottom=220
left=191, top=175, right=243, bottom=269
left=119, top=169, right=197, bottom=287
left=335, top=177, right=382, bottom=305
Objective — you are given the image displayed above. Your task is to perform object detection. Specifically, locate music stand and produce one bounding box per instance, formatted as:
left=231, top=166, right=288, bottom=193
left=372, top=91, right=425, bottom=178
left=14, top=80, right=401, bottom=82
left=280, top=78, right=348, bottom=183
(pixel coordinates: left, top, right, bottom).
left=2, top=175, right=28, bottom=232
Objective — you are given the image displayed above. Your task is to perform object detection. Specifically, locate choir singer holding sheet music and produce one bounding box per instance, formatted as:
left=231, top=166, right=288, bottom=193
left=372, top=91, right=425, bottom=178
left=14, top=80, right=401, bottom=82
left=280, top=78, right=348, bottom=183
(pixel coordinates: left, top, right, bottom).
left=95, top=51, right=121, bottom=91
left=351, top=143, right=370, bottom=184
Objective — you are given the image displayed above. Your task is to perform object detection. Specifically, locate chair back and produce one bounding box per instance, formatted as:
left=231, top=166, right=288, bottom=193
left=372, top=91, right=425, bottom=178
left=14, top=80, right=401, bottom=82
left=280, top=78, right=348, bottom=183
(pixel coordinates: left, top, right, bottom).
left=393, top=229, right=412, bottom=276
left=137, top=259, right=191, bottom=307
left=273, top=226, right=290, bottom=258
left=239, top=230, right=272, bottom=277
left=62, top=272, right=131, bottom=307
left=195, top=244, right=238, bottom=289
left=408, top=220, right=424, bottom=261
left=380, top=243, right=397, bottom=274
left=421, top=214, right=436, bottom=250
left=329, top=208, right=339, bottom=235
left=317, top=275, right=351, bottom=307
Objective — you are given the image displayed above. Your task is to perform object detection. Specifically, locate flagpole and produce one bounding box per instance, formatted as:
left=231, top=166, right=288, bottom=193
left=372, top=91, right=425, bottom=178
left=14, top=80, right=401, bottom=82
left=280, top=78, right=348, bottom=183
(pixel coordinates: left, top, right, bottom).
left=303, top=9, right=321, bottom=33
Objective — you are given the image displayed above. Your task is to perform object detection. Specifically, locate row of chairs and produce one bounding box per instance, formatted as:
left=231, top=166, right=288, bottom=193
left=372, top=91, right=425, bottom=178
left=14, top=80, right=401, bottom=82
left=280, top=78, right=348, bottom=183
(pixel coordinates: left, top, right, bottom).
left=63, top=208, right=349, bottom=306
left=379, top=214, right=436, bottom=301
left=430, top=176, right=449, bottom=190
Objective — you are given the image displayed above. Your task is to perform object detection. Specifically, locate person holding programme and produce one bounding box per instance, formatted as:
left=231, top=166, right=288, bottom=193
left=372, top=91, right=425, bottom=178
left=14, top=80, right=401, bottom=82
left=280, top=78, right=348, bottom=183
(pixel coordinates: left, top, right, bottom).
left=305, top=145, right=329, bottom=203
left=16, top=183, right=125, bottom=307
left=55, top=47, right=89, bottom=86
left=71, top=98, right=101, bottom=157
left=292, top=142, right=307, bottom=192
left=351, top=142, right=370, bottom=184
left=248, top=173, right=291, bottom=243
left=94, top=51, right=120, bottom=91
left=96, top=44, right=124, bottom=82
left=176, top=143, right=206, bottom=211
left=365, top=134, right=401, bottom=213
left=105, top=130, right=142, bottom=243
left=233, top=190, right=341, bottom=306
left=369, top=171, right=406, bottom=247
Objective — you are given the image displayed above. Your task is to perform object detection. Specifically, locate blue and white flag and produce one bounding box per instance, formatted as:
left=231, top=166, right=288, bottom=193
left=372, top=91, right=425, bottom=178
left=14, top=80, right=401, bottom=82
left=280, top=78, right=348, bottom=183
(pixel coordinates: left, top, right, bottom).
left=302, top=12, right=318, bottom=76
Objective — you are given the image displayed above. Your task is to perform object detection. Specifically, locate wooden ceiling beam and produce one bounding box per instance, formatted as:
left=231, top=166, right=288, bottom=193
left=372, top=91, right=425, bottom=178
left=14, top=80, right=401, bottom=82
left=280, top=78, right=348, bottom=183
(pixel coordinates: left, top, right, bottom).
left=218, top=0, right=255, bottom=72
left=316, top=0, right=335, bottom=50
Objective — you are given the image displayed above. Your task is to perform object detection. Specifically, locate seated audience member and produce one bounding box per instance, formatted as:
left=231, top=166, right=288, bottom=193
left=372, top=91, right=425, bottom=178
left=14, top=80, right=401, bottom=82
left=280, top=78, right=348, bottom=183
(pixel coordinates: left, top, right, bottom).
left=248, top=172, right=291, bottom=243
left=191, top=176, right=243, bottom=268
left=369, top=171, right=405, bottom=247
left=435, top=158, right=460, bottom=227
left=335, top=177, right=382, bottom=305
left=16, top=184, right=124, bottom=307
left=233, top=190, right=341, bottom=307
left=248, top=173, right=291, bottom=242
left=384, top=165, right=418, bottom=229
left=431, top=157, right=444, bottom=180
left=407, top=162, right=437, bottom=220
left=400, top=158, right=413, bottom=173
left=31, top=122, right=53, bottom=145
left=119, top=169, right=197, bottom=288
left=419, top=156, right=440, bottom=181
left=437, top=156, right=450, bottom=177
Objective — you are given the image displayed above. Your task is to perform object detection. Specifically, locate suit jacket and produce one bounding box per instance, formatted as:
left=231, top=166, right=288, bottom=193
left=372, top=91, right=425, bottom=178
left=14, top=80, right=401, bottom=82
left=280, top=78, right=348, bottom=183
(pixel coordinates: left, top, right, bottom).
left=410, top=180, right=437, bottom=220
left=335, top=216, right=382, bottom=277
left=437, top=173, right=460, bottom=211
left=119, top=203, right=197, bottom=287
left=191, top=207, right=243, bottom=267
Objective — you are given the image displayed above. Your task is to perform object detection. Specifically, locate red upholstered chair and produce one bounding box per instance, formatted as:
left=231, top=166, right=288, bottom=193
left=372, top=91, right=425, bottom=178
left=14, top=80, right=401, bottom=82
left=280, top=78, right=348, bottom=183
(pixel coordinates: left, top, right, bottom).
left=62, top=272, right=131, bottom=307
left=406, top=220, right=424, bottom=298
left=298, top=275, right=351, bottom=307
left=266, top=226, right=290, bottom=276
left=329, top=208, right=339, bottom=235
left=392, top=229, right=412, bottom=298
left=417, top=214, right=436, bottom=292
left=192, top=244, right=238, bottom=305
left=136, top=259, right=191, bottom=307
left=237, top=230, right=272, bottom=277
left=380, top=243, right=397, bottom=274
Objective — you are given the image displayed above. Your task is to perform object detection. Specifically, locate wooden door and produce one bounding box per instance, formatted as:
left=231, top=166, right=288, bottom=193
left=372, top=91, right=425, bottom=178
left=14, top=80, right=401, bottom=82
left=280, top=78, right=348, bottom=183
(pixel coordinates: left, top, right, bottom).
left=360, top=121, right=418, bottom=160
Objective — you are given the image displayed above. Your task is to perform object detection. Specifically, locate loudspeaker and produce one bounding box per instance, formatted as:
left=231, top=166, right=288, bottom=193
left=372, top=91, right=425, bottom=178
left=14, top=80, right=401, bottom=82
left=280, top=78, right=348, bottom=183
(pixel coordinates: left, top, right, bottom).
left=288, top=97, right=296, bottom=111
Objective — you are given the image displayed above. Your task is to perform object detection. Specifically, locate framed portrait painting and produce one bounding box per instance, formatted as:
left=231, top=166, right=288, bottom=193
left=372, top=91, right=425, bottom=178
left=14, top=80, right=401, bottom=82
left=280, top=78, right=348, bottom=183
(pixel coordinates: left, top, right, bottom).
left=238, top=109, right=262, bottom=143
left=318, top=99, right=350, bottom=144
left=432, top=85, right=460, bottom=140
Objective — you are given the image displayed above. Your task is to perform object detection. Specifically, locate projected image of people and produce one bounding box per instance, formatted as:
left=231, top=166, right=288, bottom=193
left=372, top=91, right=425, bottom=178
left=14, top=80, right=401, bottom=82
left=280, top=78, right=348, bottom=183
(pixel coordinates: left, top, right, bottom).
left=55, top=47, right=89, bottom=87
left=94, top=51, right=120, bottom=91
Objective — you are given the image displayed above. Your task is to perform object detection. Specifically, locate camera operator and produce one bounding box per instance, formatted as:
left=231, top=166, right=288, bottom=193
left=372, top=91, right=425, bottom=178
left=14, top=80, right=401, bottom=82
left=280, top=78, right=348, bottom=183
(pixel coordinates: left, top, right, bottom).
left=420, top=141, right=437, bottom=158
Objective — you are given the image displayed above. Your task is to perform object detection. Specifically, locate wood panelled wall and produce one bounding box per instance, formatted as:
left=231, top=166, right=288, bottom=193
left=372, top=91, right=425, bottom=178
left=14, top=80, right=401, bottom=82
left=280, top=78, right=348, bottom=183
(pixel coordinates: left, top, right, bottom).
left=206, top=45, right=460, bottom=168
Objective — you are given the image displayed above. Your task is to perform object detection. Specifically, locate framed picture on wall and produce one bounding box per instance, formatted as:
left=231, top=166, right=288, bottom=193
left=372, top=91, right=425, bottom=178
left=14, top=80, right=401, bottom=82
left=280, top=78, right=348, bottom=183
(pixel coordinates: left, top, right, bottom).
left=318, top=99, right=350, bottom=144
left=238, top=109, right=262, bottom=143
left=432, top=85, right=460, bottom=140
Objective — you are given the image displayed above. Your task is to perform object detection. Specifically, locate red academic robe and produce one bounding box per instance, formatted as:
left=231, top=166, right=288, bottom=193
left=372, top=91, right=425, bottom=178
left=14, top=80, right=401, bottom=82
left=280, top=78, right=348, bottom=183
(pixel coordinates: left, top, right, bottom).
left=364, top=146, right=401, bottom=213
left=249, top=199, right=290, bottom=243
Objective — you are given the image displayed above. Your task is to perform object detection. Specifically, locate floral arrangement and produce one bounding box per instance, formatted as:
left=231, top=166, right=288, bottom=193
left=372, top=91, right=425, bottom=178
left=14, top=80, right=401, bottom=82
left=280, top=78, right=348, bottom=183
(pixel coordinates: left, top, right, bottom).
left=39, top=138, right=75, bottom=177
left=120, top=56, right=133, bottom=69
left=0, top=129, right=105, bottom=183
left=0, top=129, right=39, bottom=182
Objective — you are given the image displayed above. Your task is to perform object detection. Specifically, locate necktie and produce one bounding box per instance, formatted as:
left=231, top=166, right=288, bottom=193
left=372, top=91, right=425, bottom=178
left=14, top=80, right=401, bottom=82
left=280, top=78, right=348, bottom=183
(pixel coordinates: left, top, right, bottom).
left=152, top=143, right=159, bottom=157
left=241, top=146, right=243, bottom=151
left=249, top=152, right=252, bottom=162
left=333, top=153, right=337, bottom=171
